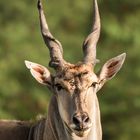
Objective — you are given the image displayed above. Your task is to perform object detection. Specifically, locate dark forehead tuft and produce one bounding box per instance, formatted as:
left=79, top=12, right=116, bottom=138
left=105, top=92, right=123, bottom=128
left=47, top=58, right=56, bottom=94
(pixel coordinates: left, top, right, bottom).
left=54, top=64, right=92, bottom=80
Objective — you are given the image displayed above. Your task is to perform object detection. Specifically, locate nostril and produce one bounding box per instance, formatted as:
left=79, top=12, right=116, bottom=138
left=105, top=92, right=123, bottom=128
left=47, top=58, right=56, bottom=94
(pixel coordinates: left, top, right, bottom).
left=84, top=116, right=90, bottom=123
left=73, top=116, right=81, bottom=126
left=72, top=113, right=90, bottom=127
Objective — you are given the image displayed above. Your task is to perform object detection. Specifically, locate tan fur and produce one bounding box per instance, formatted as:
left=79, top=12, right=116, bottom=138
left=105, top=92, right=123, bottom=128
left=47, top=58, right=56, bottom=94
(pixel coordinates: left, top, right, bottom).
left=0, top=0, right=126, bottom=139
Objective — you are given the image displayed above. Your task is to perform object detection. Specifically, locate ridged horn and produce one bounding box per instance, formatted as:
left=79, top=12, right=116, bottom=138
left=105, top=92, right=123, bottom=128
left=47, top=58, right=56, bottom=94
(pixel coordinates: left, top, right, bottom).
left=83, top=0, right=101, bottom=65
left=37, top=0, right=65, bottom=69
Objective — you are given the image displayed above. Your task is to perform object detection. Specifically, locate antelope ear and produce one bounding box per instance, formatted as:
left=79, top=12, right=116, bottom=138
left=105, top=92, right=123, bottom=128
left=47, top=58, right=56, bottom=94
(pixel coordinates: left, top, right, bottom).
left=25, top=60, right=52, bottom=86
left=98, top=53, right=126, bottom=84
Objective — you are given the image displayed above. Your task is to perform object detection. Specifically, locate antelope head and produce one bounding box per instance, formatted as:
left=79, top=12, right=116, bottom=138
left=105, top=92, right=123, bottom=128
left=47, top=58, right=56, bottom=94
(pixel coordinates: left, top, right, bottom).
left=25, top=0, right=126, bottom=138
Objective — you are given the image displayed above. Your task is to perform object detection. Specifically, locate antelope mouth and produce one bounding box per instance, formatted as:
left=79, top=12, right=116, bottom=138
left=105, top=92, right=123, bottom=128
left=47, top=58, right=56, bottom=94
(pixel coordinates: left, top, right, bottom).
left=70, top=124, right=92, bottom=137
left=64, top=122, right=91, bottom=137
left=73, top=127, right=91, bottom=137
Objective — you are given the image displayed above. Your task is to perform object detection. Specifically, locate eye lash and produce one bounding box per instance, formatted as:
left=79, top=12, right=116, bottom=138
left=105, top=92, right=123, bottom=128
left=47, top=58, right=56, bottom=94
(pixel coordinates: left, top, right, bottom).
left=82, top=71, right=88, bottom=75
left=91, top=82, right=98, bottom=88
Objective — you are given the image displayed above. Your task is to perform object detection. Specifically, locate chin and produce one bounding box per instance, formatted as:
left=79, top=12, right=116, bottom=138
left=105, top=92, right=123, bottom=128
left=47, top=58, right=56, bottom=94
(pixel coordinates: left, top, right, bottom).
left=73, top=128, right=91, bottom=137
left=69, top=123, right=92, bottom=137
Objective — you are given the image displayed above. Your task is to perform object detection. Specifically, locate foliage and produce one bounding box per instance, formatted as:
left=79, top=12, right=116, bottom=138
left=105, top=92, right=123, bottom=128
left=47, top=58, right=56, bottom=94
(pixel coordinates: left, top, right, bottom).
left=0, top=0, right=140, bottom=139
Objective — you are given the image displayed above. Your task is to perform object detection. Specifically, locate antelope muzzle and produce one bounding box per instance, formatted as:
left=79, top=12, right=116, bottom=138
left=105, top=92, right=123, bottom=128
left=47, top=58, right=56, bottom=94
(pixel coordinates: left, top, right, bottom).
left=70, top=113, right=92, bottom=137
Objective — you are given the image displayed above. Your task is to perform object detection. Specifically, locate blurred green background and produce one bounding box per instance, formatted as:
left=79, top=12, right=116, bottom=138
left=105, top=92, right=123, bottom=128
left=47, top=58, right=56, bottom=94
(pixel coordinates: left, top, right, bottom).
left=0, top=0, right=140, bottom=139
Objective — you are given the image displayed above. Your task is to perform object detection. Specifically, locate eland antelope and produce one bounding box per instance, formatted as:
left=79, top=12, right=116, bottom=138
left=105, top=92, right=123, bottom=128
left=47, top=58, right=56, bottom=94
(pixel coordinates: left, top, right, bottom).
left=0, top=0, right=126, bottom=140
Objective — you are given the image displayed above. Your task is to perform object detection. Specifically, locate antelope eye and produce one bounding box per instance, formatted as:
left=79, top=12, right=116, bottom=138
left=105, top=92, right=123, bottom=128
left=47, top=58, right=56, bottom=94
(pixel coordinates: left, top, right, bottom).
left=91, top=82, right=98, bottom=88
left=55, top=84, right=63, bottom=91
